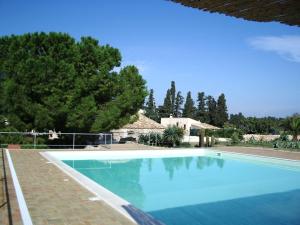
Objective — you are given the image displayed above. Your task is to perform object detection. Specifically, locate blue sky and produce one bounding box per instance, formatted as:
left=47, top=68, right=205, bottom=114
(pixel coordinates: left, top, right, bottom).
left=1, top=0, right=300, bottom=117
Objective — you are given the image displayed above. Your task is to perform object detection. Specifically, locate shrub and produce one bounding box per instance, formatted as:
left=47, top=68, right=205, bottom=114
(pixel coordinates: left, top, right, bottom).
left=138, top=133, right=162, bottom=146
left=163, top=126, right=184, bottom=147
left=207, top=128, right=244, bottom=140
left=231, top=132, right=240, bottom=145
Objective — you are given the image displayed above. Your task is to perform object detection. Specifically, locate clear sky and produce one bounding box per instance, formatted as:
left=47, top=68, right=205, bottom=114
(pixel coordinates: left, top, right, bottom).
left=1, top=0, right=300, bottom=117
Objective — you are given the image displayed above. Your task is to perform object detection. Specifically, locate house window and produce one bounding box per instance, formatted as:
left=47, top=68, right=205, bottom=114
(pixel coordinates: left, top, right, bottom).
left=127, top=130, right=134, bottom=135
left=183, top=124, right=186, bottom=130
left=176, top=122, right=179, bottom=127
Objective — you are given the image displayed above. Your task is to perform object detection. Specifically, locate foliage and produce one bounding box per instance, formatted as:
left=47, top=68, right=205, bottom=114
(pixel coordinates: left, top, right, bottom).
left=273, top=140, right=300, bottom=150
left=174, top=91, right=184, bottom=117
left=206, top=95, right=217, bottom=125
left=230, top=132, right=240, bottom=145
left=182, top=91, right=196, bottom=118
left=144, top=89, right=159, bottom=122
left=159, top=81, right=183, bottom=119
left=170, top=81, right=176, bottom=114
left=229, top=113, right=285, bottom=134
left=0, top=32, right=147, bottom=133
left=160, top=89, right=172, bottom=118
left=163, top=126, right=184, bottom=147
left=178, top=142, right=192, bottom=148
left=206, top=128, right=244, bottom=139
left=196, top=92, right=207, bottom=122
left=283, top=114, right=300, bottom=141
left=215, top=93, right=228, bottom=127
left=138, top=132, right=162, bottom=146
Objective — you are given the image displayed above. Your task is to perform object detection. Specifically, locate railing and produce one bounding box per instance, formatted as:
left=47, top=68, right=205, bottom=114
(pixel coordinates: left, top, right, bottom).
left=0, top=131, right=113, bottom=150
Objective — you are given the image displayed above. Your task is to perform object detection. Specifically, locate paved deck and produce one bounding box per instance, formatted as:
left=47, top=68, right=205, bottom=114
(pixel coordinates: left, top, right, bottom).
left=214, top=146, right=300, bottom=160
left=2, top=145, right=300, bottom=225
left=7, top=150, right=136, bottom=225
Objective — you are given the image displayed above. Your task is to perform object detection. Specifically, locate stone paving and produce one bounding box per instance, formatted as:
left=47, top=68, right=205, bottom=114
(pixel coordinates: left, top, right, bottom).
left=3, top=146, right=300, bottom=225
left=8, top=150, right=136, bottom=225
left=214, top=146, right=300, bottom=160
left=1, top=149, right=23, bottom=225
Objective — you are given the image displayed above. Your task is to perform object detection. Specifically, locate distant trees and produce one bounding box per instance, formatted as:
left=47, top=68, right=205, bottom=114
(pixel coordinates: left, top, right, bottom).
left=147, top=81, right=229, bottom=127
left=206, top=95, right=217, bottom=125
left=174, top=91, right=184, bottom=117
left=196, top=92, right=206, bottom=122
left=158, top=81, right=183, bottom=119
left=229, top=113, right=285, bottom=134
left=216, top=93, right=228, bottom=127
left=144, top=89, right=159, bottom=122
left=0, top=32, right=147, bottom=132
left=182, top=91, right=196, bottom=118
left=283, top=114, right=300, bottom=141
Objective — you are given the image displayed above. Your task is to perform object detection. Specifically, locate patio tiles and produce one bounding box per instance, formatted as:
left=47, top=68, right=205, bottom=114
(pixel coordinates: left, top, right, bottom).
left=214, top=146, right=300, bottom=160
left=9, top=150, right=136, bottom=225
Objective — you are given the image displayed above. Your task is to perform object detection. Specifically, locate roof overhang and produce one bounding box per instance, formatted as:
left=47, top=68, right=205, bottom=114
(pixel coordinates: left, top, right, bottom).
left=170, top=0, right=300, bottom=27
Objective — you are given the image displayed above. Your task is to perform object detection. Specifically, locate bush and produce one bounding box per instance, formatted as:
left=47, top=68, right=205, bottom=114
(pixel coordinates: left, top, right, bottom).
left=138, top=133, right=162, bottom=146
left=207, top=128, right=244, bottom=140
left=231, top=132, right=240, bottom=145
left=163, top=126, right=184, bottom=147
left=178, top=142, right=192, bottom=148
left=273, top=140, right=300, bottom=150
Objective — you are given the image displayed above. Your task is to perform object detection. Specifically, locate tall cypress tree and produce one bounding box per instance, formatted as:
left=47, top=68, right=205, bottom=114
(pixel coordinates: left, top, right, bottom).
left=159, top=89, right=172, bottom=118
left=206, top=95, right=217, bottom=125
left=216, top=93, right=228, bottom=127
left=170, top=81, right=176, bottom=115
left=196, top=92, right=207, bottom=122
left=145, top=89, right=159, bottom=122
left=183, top=91, right=196, bottom=118
left=174, top=91, right=184, bottom=117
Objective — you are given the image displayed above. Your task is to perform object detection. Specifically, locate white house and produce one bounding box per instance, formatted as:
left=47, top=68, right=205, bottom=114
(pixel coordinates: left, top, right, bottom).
left=161, top=116, right=219, bottom=135
left=161, top=116, right=219, bottom=144
left=111, top=111, right=165, bottom=142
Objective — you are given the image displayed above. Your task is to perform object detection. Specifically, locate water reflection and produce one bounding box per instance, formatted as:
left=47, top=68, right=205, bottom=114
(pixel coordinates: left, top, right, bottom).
left=64, top=156, right=225, bottom=208
left=163, top=156, right=225, bottom=179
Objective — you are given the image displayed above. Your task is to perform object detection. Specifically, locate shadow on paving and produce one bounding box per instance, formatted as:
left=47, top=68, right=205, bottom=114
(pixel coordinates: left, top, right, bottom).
left=147, top=189, right=300, bottom=225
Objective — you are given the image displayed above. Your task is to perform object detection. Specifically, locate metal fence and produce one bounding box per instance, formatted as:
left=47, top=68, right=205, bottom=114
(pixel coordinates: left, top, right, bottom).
left=0, top=131, right=113, bottom=149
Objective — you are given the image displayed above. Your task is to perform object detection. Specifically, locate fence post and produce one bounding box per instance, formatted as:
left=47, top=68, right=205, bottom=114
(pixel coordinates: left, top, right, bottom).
left=72, top=133, right=75, bottom=150
left=33, top=133, right=37, bottom=149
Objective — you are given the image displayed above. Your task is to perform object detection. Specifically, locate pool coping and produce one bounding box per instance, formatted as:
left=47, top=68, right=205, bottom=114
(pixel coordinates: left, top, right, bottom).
left=40, top=151, right=138, bottom=223
left=41, top=148, right=300, bottom=225
left=5, top=149, right=33, bottom=225
left=208, top=148, right=300, bottom=170
left=41, top=149, right=207, bottom=225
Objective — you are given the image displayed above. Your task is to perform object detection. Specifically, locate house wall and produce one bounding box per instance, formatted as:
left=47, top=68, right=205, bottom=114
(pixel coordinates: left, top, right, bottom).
left=112, top=128, right=165, bottom=142
left=161, top=118, right=194, bottom=134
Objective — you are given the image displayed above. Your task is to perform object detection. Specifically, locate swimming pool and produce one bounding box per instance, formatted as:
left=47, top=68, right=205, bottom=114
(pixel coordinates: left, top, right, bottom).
left=44, top=149, right=300, bottom=225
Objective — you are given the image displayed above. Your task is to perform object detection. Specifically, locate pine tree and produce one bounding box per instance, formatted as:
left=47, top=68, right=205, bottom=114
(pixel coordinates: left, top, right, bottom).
left=174, top=91, right=184, bottom=117
left=216, top=93, right=228, bottom=127
left=196, top=92, right=207, bottom=122
left=206, top=95, right=217, bottom=125
left=183, top=91, right=196, bottom=118
left=145, top=89, right=159, bottom=122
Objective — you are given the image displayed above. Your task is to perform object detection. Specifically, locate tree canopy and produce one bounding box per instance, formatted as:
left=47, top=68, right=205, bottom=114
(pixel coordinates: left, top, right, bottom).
left=182, top=91, right=196, bottom=118
left=0, top=32, right=147, bottom=132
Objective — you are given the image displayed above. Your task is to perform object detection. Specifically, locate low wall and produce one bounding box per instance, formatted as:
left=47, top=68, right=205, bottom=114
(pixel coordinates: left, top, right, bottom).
left=243, top=134, right=282, bottom=141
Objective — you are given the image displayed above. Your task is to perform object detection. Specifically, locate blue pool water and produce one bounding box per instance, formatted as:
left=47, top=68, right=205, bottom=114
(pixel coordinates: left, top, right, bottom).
left=63, top=154, right=300, bottom=225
